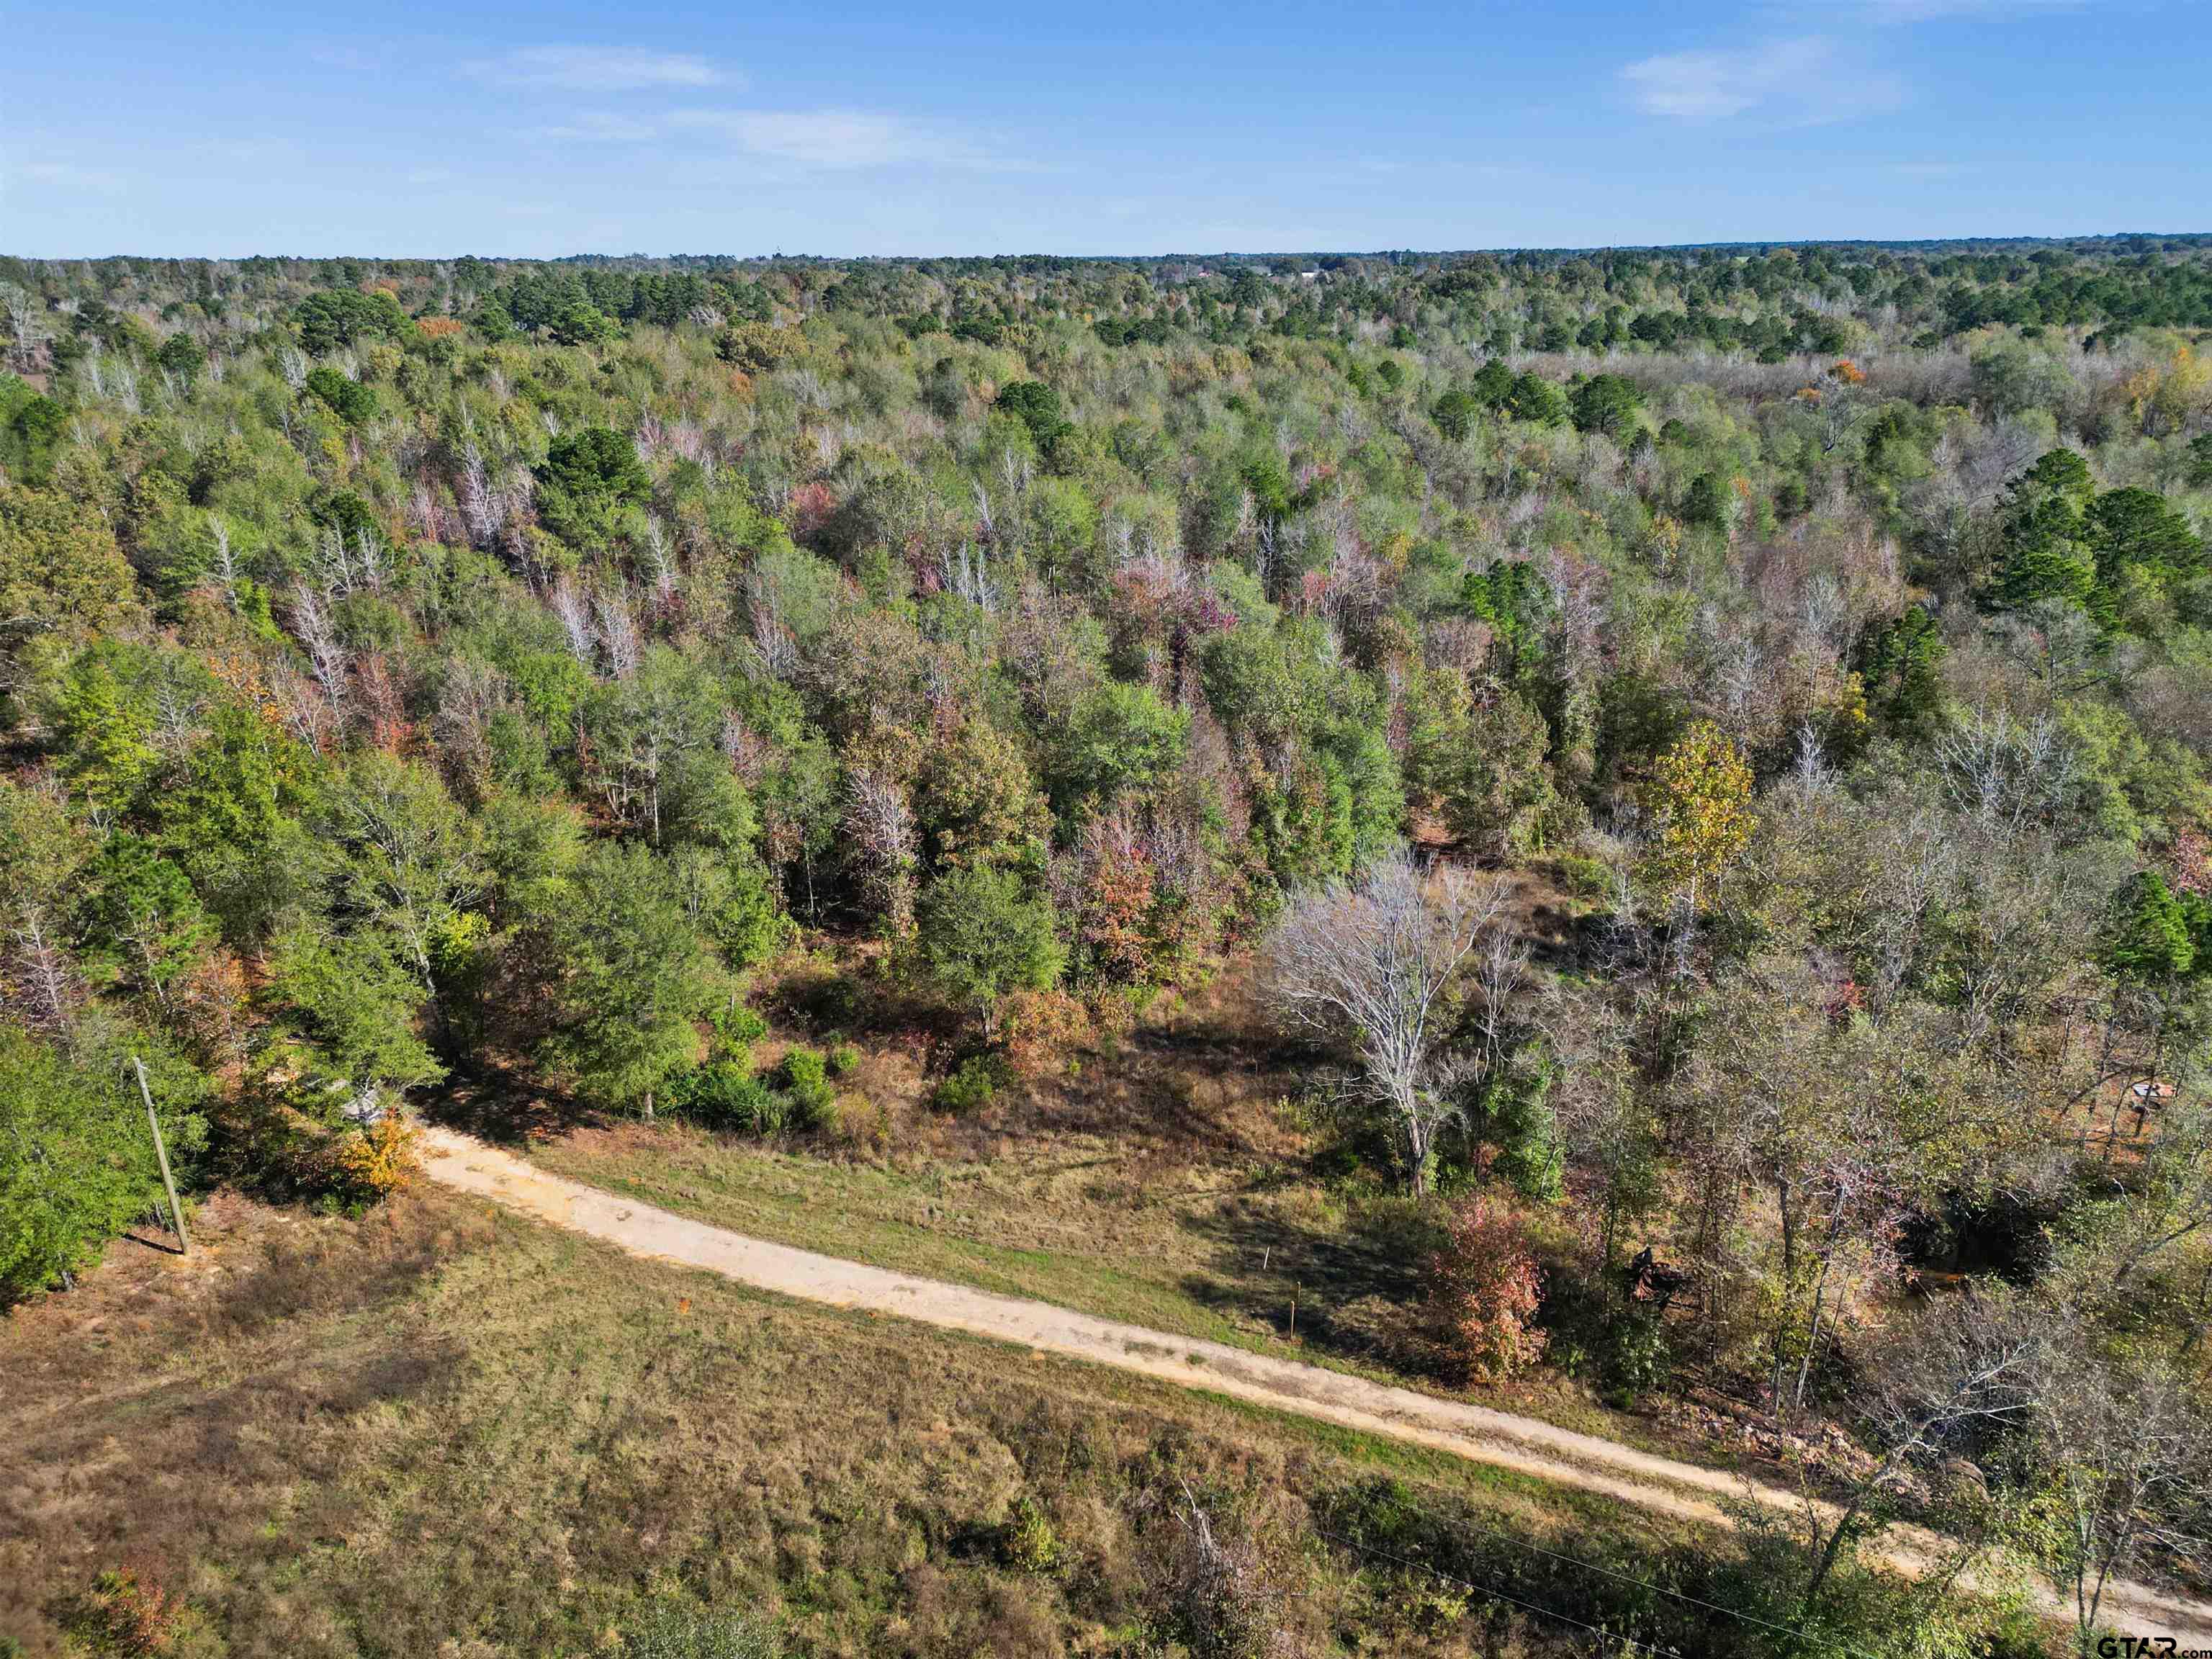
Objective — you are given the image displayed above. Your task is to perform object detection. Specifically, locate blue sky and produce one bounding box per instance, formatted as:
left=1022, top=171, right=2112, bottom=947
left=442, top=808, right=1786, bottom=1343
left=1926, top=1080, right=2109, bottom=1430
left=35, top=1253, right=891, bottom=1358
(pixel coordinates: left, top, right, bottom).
left=6, top=0, right=2207, bottom=257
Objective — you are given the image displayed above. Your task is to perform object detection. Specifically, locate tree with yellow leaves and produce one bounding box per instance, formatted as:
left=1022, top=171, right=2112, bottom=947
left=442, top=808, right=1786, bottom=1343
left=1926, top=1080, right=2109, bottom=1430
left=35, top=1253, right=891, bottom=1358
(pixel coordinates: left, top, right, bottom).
left=2122, top=343, right=2212, bottom=437
left=1640, top=721, right=1755, bottom=913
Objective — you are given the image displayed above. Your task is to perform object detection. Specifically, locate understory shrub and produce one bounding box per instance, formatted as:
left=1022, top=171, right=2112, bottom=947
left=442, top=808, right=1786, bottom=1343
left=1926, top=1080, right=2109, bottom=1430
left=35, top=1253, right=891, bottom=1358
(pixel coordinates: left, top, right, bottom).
left=778, top=1047, right=835, bottom=1128
left=1418, top=1196, right=1547, bottom=1382
left=932, top=1053, right=1006, bottom=1115
left=670, top=1061, right=783, bottom=1136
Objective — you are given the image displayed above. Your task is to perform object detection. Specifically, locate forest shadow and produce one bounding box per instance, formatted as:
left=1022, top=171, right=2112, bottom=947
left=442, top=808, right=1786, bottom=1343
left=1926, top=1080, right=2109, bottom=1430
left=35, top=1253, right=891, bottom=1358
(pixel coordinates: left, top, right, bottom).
left=1174, top=1201, right=1432, bottom=1367
left=428, top=1067, right=598, bottom=1146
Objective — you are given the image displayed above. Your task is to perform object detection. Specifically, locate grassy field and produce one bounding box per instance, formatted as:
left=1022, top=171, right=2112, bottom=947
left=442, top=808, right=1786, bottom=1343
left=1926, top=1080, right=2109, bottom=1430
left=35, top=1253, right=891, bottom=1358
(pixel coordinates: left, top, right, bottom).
left=0, top=1179, right=2013, bottom=1658
left=512, top=946, right=1705, bottom=1462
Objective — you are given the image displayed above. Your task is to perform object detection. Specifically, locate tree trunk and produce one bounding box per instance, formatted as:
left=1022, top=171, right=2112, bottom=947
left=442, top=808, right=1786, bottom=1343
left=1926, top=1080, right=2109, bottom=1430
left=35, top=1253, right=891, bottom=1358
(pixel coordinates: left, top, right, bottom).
left=1792, top=1197, right=1848, bottom=1410
left=1771, top=1175, right=1798, bottom=1408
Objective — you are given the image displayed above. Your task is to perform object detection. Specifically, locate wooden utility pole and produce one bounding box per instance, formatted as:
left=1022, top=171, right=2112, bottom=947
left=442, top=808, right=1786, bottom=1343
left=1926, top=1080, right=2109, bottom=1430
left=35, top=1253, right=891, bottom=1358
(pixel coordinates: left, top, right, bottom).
left=130, top=1055, right=189, bottom=1255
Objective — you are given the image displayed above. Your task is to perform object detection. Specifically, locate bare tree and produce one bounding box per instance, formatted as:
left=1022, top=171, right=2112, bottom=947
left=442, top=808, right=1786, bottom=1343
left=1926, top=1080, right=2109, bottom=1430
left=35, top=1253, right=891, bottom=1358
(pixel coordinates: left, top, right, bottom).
left=329, top=755, right=481, bottom=1002
left=1544, top=989, right=1652, bottom=1271
left=2091, top=1104, right=2212, bottom=1339
left=593, top=587, right=642, bottom=680
left=1468, top=912, right=1529, bottom=1081
left=431, top=657, right=508, bottom=803
left=354, top=525, right=387, bottom=593
left=939, top=539, right=999, bottom=613
left=1794, top=1290, right=2040, bottom=1622
left=1683, top=963, right=1967, bottom=1410
left=1264, top=854, right=1509, bottom=1192
left=0, top=282, right=43, bottom=369
left=843, top=770, right=918, bottom=939
left=2024, top=1334, right=2211, bottom=1655
left=266, top=657, right=338, bottom=755
left=549, top=578, right=595, bottom=668
left=639, top=517, right=679, bottom=606
left=289, top=585, right=349, bottom=711
left=206, top=513, right=240, bottom=609
left=5, top=905, right=79, bottom=1037
left=1142, top=1478, right=1293, bottom=1659
left=1936, top=706, right=2077, bottom=841
left=459, top=438, right=503, bottom=549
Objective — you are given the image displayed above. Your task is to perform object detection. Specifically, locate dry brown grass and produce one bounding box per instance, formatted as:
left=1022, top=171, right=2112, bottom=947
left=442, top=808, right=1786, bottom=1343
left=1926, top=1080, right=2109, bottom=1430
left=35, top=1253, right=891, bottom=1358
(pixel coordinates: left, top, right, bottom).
left=0, top=1176, right=2004, bottom=1658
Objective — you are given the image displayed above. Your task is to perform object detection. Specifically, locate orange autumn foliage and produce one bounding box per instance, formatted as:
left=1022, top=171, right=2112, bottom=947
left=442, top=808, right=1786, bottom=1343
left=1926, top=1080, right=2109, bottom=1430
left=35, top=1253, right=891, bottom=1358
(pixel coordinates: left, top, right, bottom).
left=336, top=1114, right=422, bottom=1202
left=1421, top=1197, right=1547, bottom=1382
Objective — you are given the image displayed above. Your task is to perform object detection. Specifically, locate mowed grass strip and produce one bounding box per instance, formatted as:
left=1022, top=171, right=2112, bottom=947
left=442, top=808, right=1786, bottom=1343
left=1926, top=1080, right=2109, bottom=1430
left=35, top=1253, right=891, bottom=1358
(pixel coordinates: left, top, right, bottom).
left=526, top=1119, right=1654, bottom=1449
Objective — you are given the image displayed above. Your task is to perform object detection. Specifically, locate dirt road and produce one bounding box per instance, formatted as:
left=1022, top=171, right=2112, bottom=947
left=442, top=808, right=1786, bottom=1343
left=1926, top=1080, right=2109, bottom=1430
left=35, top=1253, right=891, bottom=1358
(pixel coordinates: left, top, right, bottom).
left=416, top=1123, right=2212, bottom=1645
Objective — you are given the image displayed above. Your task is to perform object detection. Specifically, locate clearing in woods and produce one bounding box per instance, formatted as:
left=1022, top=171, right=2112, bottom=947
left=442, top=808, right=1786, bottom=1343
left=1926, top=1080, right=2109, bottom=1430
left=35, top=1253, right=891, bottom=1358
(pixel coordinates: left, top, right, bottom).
left=417, top=1122, right=2212, bottom=1647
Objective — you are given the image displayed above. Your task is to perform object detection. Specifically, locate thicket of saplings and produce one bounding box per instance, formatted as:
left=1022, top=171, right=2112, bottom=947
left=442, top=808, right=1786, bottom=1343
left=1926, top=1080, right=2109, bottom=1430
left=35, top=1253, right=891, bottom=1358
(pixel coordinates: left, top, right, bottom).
left=1, top=239, right=2208, bottom=1653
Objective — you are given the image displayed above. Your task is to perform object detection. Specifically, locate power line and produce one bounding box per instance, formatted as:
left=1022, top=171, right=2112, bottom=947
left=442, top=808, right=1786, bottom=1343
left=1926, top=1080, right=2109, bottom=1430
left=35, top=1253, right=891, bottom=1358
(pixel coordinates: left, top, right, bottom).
left=1437, top=1508, right=1883, bottom=1659
left=1311, top=1485, right=1889, bottom=1659
left=1313, top=1524, right=1689, bottom=1657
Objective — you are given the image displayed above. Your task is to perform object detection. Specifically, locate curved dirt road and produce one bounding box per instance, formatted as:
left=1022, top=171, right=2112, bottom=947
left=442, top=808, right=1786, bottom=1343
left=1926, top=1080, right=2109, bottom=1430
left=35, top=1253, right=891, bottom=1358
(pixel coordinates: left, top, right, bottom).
left=417, top=1124, right=2212, bottom=1645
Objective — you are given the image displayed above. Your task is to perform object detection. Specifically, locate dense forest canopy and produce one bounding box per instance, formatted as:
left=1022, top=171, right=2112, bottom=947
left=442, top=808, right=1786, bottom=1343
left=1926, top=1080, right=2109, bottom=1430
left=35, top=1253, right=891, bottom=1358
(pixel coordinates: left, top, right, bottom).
left=2, top=233, right=2211, bottom=1648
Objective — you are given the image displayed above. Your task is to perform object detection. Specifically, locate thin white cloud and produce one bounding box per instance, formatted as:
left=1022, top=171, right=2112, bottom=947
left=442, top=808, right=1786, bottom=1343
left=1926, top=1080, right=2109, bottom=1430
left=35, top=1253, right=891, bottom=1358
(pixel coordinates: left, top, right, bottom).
left=529, top=112, right=660, bottom=144
left=468, top=45, right=726, bottom=91
left=13, top=160, right=131, bottom=195
left=1622, top=36, right=1899, bottom=123
left=1822, top=0, right=2088, bottom=18
left=670, top=108, right=1018, bottom=171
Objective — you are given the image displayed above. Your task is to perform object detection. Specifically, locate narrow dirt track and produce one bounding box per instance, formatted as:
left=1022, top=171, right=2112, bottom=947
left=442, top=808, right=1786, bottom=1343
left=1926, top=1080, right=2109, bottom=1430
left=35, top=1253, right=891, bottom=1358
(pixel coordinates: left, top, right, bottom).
left=417, top=1123, right=2212, bottom=1645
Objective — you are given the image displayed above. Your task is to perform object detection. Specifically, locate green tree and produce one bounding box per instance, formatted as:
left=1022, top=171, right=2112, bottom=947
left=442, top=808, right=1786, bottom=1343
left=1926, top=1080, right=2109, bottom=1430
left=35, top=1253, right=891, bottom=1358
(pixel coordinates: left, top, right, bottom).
left=294, top=288, right=407, bottom=354
left=48, top=641, right=161, bottom=814
left=266, top=925, right=444, bottom=1115
left=79, top=836, right=216, bottom=1013
left=2186, top=431, right=2212, bottom=488
left=994, top=381, right=1069, bottom=451
left=915, top=716, right=1051, bottom=868
left=322, top=752, right=481, bottom=1002
left=546, top=300, right=619, bottom=346
left=303, top=364, right=379, bottom=424
left=542, top=842, right=716, bottom=1117
left=152, top=704, right=323, bottom=943
left=1857, top=605, right=1946, bottom=733
left=2086, top=487, right=2203, bottom=585
left=155, top=331, right=204, bottom=384
left=1996, top=448, right=2100, bottom=614
left=1405, top=672, right=1555, bottom=858
left=1430, top=387, right=1478, bottom=442
left=0, top=1025, right=168, bottom=1302
left=1638, top=719, right=1754, bottom=912
left=1047, top=680, right=1188, bottom=819
left=0, top=485, right=145, bottom=654
left=1502, top=372, right=1570, bottom=427
left=1470, top=358, right=1515, bottom=410
left=914, top=865, right=1063, bottom=1038
left=536, top=426, right=652, bottom=552
left=1569, top=372, right=1644, bottom=440
left=0, top=375, right=69, bottom=483
left=2107, top=869, right=2197, bottom=983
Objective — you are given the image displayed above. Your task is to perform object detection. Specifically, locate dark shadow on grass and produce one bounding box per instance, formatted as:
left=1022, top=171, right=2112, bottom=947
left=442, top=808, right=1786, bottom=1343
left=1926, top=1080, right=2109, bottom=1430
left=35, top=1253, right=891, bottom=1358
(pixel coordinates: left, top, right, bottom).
left=1174, top=1202, right=1435, bottom=1370
left=993, top=1013, right=1313, bottom=1164
left=426, top=1069, right=601, bottom=1146
left=120, top=1226, right=188, bottom=1256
